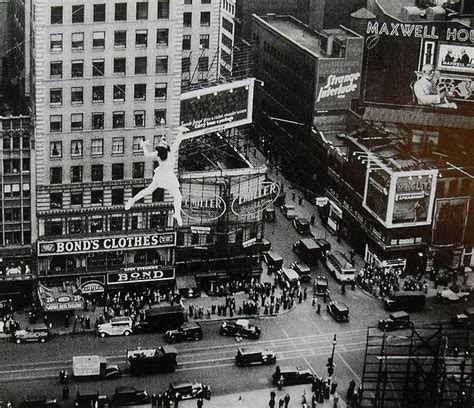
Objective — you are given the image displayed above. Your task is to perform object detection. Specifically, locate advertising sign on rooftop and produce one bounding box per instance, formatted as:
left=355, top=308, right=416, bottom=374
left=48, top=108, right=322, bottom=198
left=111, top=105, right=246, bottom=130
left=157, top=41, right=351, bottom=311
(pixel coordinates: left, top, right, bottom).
left=432, top=197, right=470, bottom=246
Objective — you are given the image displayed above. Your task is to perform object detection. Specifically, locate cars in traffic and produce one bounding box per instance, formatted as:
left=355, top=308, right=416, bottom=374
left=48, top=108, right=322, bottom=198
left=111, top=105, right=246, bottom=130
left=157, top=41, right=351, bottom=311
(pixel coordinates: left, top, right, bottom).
left=281, top=204, right=297, bottom=219
left=293, top=217, right=311, bottom=234
left=133, top=305, right=187, bottom=333
left=263, top=206, right=276, bottom=222
left=235, top=347, right=276, bottom=366
left=436, top=285, right=472, bottom=303
left=293, top=238, right=320, bottom=265
left=451, top=307, right=474, bottom=328
left=72, top=355, right=120, bottom=380
left=277, top=267, right=301, bottom=289
left=313, top=237, right=331, bottom=253
left=126, top=346, right=178, bottom=375
left=97, top=316, right=133, bottom=338
left=272, top=366, right=316, bottom=386
left=289, top=261, right=311, bottom=282
left=109, top=386, right=151, bottom=407
left=325, top=250, right=355, bottom=282
left=14, top=323, right=51, bottom=344
left=327, top=301, right=349, bottom=322
left=165, top=322, right=203, bottom=343
left=384, top=291, right=426, bottom=312
left=219, top=319, right=261, bottom=339
left=377, top=311, right=412, bottom=331
left=314, top=276, right=329, bottom=296
left=263, top=250, right=284, bottom=273
left=18, top=396, right=60, bottom=408
left=168, top=382, right=211, bottom=400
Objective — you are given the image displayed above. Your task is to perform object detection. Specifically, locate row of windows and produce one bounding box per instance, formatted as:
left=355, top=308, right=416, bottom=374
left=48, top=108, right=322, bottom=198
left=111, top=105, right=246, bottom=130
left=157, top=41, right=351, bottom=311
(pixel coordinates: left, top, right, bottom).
left=2, top=183, right=30, bottom=198
left=183, top=11, right=211, bottom=27
left=50, top=2, right=170, bottom=25
left=49, top=134, right=165, bottom=159
left=49, top=56, right=169, bottom=78
left=50, top=83, right=167, bottom=106
left=2, top=136, right=30, bottom=150
left=2, top=207, right=29, bottom=223
left=3, top=158, right=30, bottom=174
left=183, top=34, right=210, bottom=50
left=50, top=29, right=169, bottom=52
left=48, top=109, right=167, bottom=133
left=0, top=231, right=31, bottom=247
left=222, top=0, right=235, bottom=15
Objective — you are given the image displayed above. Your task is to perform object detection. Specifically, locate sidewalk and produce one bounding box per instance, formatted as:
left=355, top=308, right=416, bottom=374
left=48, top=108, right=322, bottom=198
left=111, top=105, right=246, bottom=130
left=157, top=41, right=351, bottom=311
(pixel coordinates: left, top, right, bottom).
left=179, top=385, right=346, bottom=408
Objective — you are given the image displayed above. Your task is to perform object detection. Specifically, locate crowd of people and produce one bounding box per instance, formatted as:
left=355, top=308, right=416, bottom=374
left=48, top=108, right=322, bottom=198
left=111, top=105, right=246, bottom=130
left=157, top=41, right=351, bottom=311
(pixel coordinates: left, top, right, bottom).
left=357, top=265, right=402, bottom=298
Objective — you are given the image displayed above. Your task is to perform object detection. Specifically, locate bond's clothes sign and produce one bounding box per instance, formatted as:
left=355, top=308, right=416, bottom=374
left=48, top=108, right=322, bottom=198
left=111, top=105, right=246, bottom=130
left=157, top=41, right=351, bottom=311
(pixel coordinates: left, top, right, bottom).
left=38, top=233, right=176, bottom=256
left=107, top=266, right=175, bottom=285
left=432, top=197, right=470, bottom=246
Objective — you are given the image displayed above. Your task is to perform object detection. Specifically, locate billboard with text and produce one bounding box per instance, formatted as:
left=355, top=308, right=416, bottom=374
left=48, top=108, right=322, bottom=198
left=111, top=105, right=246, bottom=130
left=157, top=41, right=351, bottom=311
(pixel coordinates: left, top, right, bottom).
left=432, top=197, right=469, bottom=246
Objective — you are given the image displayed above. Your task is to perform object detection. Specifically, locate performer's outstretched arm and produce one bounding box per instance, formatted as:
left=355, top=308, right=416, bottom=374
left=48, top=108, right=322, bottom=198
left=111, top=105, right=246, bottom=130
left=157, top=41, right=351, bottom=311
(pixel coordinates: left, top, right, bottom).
left=140, top=140, right=157, bottom=158
left=169, top=126, right=189, bottom=155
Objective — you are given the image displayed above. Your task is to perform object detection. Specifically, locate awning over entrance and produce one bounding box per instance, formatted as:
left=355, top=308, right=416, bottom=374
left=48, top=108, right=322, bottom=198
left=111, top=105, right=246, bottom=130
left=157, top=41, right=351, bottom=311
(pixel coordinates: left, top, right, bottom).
left=37, top=282, right=84, bottom=312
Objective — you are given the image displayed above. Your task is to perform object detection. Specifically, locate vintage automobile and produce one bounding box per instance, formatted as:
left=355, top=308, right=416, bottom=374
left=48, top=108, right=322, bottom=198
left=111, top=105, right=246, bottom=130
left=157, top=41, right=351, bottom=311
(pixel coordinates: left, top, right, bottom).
left=451, top=307, right=474, bottom=328
left=235, top=347, right=276, bottom=366
left=293, top=217, right=311, bottom=234
left=327, top=301, right=349, bottom=322
left=168, top=382, right=211, bottom=400
left=272, top=366, right=316, bottom=386
left=219, top=319, right=261, bottom=339
left=289, top=261, right=311, bottom=282
left=165, top=322, right=203, bottom=343
left=97, top=317, right=133, bottom=338
left=281, top=204, right=297, bottom=219
left=109, top=386, right=151, bottom=407
left=314, top=276, right=329, bottom=296
left=377, top=311, right=413, bottom=331
left=437, top=285, right=472, bottom=303
left=14, top=323, right=51, bottom=344
left=263, top=250, right=284, bottom=273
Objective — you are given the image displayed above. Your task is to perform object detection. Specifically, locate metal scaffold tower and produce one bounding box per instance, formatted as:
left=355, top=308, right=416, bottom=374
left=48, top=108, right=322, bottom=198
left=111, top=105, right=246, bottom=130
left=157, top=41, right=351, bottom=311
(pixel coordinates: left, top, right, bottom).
left=361, top=325, right=473, bottom=408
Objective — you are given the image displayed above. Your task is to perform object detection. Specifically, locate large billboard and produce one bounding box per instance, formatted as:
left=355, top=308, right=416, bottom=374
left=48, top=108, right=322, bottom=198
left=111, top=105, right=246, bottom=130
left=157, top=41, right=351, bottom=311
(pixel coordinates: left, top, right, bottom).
left=364, top=167, right=391, bottom=223
left=180, top=78, right=254, bottom=138
left=432, top=197, right=469, bottom=246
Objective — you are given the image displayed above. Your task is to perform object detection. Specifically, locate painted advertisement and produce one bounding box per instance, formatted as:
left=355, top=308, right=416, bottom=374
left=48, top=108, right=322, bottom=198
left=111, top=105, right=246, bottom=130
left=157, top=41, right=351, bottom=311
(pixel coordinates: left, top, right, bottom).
left=180, top=78, right=254, bottom=138
left=107, top=266, right=175, bottom=285
left=231, top=181, right=280, bottom=217
left=432, top=197, right=470, bottom=246
left=364, top=168, right=391, bottom=224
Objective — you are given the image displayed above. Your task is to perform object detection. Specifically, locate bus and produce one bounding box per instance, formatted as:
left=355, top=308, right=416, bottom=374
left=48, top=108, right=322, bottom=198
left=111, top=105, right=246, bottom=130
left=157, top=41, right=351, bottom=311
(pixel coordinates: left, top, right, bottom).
left=325, top=251, right=356, bottom=282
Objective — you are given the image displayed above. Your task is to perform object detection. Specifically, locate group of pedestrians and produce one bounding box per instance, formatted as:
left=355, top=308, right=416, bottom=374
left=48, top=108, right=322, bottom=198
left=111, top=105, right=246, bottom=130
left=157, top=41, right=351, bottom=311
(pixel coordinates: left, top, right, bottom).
left=357, top=265, right=402, bottom=298
left=269, top=390, right=291, bottom=408
left=403, top=275, right=429, bottom=293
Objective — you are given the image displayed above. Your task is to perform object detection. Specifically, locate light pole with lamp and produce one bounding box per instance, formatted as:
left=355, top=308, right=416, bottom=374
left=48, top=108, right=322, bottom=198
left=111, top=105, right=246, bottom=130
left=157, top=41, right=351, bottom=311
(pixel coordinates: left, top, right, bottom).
left=327, top=334, right=337, bottom=377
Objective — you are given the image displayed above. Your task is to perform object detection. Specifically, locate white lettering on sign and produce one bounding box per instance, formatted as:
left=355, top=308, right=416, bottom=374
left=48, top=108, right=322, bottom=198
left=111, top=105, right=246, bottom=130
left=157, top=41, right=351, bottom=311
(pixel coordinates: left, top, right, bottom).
left=317, top=73, right=361, bottom=103
left=366, top=22, right=439, bottom=40
left=238, top=183, right=278, bottom=205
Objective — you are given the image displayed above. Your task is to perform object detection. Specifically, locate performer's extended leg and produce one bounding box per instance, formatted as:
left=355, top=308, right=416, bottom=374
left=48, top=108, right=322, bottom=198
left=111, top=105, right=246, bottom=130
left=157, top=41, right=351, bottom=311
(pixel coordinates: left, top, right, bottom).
left=125, top=183, right=158, bottom=210
left=172, top=189, right=183, bottom=226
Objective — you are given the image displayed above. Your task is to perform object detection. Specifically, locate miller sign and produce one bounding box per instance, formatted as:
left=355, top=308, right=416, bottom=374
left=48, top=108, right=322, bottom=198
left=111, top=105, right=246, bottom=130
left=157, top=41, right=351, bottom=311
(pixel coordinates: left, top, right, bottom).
left=231, top=181, right=280, bottom=217
left=181, top=193, right=227, bottom=221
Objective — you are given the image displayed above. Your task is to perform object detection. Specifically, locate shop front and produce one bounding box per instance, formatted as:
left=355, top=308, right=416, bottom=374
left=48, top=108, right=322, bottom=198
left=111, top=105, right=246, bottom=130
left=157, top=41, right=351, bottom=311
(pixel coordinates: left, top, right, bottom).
left=37, top=282, right=84, bottom=312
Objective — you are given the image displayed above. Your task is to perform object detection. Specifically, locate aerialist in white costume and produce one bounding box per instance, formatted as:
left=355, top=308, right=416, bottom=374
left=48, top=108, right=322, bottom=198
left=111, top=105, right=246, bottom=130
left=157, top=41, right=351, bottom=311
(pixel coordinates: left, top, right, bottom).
left=125, top=126, right=189, bottom=226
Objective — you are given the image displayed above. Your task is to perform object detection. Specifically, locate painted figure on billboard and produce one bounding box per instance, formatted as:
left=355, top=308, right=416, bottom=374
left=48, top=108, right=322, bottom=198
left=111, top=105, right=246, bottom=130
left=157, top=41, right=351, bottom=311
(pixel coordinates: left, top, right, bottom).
left=125, top=126, right=189, bottom=226
left=413, top=64, right=458, bottom=108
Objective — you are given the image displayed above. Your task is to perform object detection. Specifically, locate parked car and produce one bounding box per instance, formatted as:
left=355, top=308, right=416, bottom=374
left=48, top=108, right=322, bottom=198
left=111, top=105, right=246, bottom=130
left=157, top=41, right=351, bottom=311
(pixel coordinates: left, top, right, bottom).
left=289, top=262, right=311, bottom=282
left=272, top=366, right=316, bottom=386
left=168, top=382, right=211, bottom=400
left=19, top=397, right=60, bottom=408
left=437, top=285, right=472, bottom=303
left=314, top=276, right=329, bottom=296
left=263, top=206, right=276, bottom=222
left=313, top=238, right=331, bottom=256
left=276, top=268, right=301, bottom=289
left=97, top=317, right=133, bottom=338
left=281, top=204, right=297, bottom=219
left=219, top=319, right=261, bottom=339
left=327, top=301, right=349, bottom=322
left=377, top=311, right=412, bottom=331
left=293, top=217, right=311, bottom=234
left=259, top=238, right=272, bottom=252
left=293, top=238, right=320, bottom=265
left=235, top=347, right=276, bottom=366
left=383, top=292, right=426, bottom=312
left=109, top=386, right=150, bottom=407
left=14, top=323, right=51, bottom=344
left=451, top=307, right=474, bottom=328
left=263, top=250, right=284, bottom=273
left=165, top=322, right=203, bottom=343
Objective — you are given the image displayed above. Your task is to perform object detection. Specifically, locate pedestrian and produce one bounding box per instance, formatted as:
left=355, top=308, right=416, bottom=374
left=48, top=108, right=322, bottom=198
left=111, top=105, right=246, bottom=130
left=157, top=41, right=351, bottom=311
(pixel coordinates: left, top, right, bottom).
left=197, top=397, right=203, bottom=408
left=298, top=196, right=303, bottom=205
left=284, top=393, right=290, bottom=408
left=279, top=397, right=285, bottom=408
left=310, top=214, right=316, bottom=225
left=62, top=385, right=69, bottom=400
left=333, top=394, right=339, bottom=408
left=317, top=302, right=321, bottom=314
left=270, top=391, right=276, bottom=401
left=302, top=390, right=307, bottom=405
left=269, top=397, right=276, bottom=408
left=312, top=295, right=316, bottom=307
left=303, top=288, right=307, bottom=301
left=292, top=192, right=296, bottom=201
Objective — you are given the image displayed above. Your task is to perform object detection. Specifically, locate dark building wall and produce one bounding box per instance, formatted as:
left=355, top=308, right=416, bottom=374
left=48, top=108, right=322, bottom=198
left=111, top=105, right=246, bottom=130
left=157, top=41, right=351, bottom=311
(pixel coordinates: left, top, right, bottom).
left=309, top=0, right=368, bottom=31
left=0, top=0, right=9, bottom=91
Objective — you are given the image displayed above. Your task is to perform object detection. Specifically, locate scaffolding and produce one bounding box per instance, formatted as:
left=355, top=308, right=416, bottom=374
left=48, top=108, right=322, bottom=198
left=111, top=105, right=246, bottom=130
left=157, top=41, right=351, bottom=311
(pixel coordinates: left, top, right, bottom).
left=361, top=325, right=473, bottom=408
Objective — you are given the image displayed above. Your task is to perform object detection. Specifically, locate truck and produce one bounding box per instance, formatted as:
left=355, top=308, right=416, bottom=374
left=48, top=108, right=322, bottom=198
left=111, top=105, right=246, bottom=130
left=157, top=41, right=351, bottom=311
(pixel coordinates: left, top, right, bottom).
left=126, top=346, right=178, bottom=375
left=72, top=355, right=120, bottom=380
left=133, top=305, right=186, bottom=333
left=383, top=291, right=426, bottom=312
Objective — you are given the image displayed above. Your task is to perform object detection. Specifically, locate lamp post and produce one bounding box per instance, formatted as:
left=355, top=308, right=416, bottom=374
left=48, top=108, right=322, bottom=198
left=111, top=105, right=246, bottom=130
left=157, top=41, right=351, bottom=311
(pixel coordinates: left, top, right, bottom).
left=327, top=334, right=337, bottom=377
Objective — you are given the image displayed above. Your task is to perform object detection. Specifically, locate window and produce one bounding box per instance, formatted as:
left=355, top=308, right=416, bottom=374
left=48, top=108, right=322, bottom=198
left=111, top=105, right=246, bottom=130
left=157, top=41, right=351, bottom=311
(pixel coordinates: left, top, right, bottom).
left=114, top=30, right=127, bottom=48
left=71, top=33, right=84, bottom=50
left=113, top=85, right=126, bottom=101
left=115, top=3, right=127, bottom=20
left=182, top=57, right=190, bottom=72
left=112, top=163, right=124, bottom=180
left=51, top=6, right=63, bottom=24
left=198, top=56, right=209, bottom=72
left=154, top=83, right=167, bottom=100
left=50, top=61, right=62, bottom=78
left=91, top=164, right=103, bottom=181
left=155, top=56, right=168, bottom=74
left=157, top=0, right=169, bottom=19
left=150, top=213, right=166, bottom=228
left=134, top=83, right=146, bottom=101
left=183, top=35, right=191, bottom=50
left=156, top=29, right=168, bottom=46
left=70, top=166, right=83, bottom=183
left=92, top=59, right=105, bottom=76
left=112, top=112, right=125, bottom=128
left=71, top=192, right=83, bottom=206
left=71, top=87, right=83, bottom=104
left=133, top=136, right=145, bottom=152
left=3, top=159, right=20, bottom=174
left=112, top=137, right=124, bottom=154
left=50, top=88, right=62, bottom=105
left=223, top=17, right=233, bottom=34
left=92, top=85, right=104, bottom=102
left=50, top=115, right=62, bottom=132
left=185, top=0, right=192, bottom=3
left=222, top=33, right=232, bottom=48
left=93, top=31, right=105, bottom=49
left=200, top=11, right=210, bottom=26
left=154, top=109, right=166, bottom=126
left=92, top=113, right=104, bottom=130
left=183, top=12, right=192, bottom=27
left=135, top=29, right=148, bottom=47
left=132, top=162, right=145, bottom=179
left=91, top=190, right=103, bottom=205
left=93, top=4, right=106, bottom=22
left=110, top=215, right=123, bottom=230
left=50, top=141, right=62, bottom=158
left=71, top=60, right=84, bottom=78
left=50, top=34, right=63, bottom=51
left=134, top=111, right=145, bottom=127
left=71, top=140, right=83, bottom=157
left=152, top=188, right=165, bottom=202
left=50, top=167, right=62, bottom=184
left=91, top=139, right=104, bottom=156
left=135, top=57, right=147, bottom=74
left=50, top=192, right=63, bottom=209
left=201, top=0, right=211, bottom=3
left=113, top=58, right=126, bottom=76
left=136, top=2, right=148, bottom=19
left=90, top=218, right=103, bottom=232
left=72, top=5, right=84, bottom=23
left=71, top=113, right=83, bottom=131
left=200, top=34, right=209, bottom=49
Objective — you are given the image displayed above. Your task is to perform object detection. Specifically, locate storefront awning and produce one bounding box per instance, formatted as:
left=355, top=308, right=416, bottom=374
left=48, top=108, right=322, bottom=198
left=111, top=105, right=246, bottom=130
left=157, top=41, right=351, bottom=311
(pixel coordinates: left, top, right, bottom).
left=175, top=275, right=197, bottom=290
left=37, top=282, right=84, bottom=312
